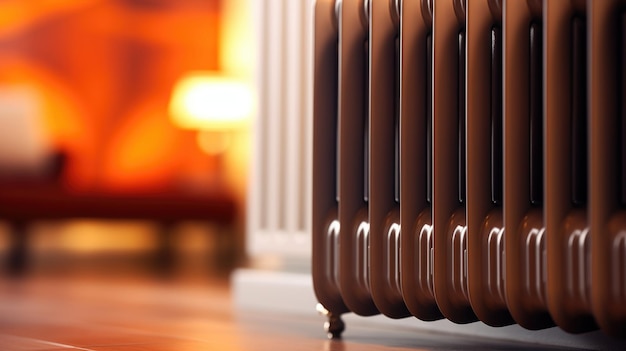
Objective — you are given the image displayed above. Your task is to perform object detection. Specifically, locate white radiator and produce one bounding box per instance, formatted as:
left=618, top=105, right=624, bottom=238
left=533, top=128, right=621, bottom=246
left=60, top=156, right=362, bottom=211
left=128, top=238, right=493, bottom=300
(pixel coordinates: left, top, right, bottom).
left=247, top=0, right=314, bottom=260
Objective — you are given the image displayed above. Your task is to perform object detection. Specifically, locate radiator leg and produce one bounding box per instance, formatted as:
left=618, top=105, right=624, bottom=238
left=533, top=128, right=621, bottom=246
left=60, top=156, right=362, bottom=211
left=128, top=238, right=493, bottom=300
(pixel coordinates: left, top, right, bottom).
left=325, top=312, right=345, bottom=339
left=316, top=303, right=345, bottom=339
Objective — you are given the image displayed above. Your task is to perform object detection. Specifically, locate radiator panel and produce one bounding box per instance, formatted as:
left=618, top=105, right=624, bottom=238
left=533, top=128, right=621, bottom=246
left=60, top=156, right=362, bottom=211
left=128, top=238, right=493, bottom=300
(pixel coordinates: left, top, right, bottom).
left=465, top=0, right=512, bottom=327
left=544, top=0, right=596, bottom=333
left=432, top=0, right=477, bottom=324
left=399, top=0, right=442, bottom=321
left=369, top=0, right=411, bottom=318
left=590, top=0, right=626, bottom=337
left=502, top=0, right=554, bottom=330
left=338, top=0, right=379, bottom=316
left=312, top=0, right=347, bottom=315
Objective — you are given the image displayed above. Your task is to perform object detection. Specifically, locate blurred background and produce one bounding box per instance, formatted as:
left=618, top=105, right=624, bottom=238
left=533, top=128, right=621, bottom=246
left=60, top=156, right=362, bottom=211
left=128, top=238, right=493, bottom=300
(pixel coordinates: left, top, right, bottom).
left=0, top=0, right=255, bottom=279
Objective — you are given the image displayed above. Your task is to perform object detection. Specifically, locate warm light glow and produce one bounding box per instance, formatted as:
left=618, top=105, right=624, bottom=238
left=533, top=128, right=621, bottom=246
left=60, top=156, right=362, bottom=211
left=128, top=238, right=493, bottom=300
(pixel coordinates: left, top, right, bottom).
left=169, top=73, right=253, bottom=131
left=221, top=0, right=254, bottom=76
left=197, top=130, right=231, bottom=155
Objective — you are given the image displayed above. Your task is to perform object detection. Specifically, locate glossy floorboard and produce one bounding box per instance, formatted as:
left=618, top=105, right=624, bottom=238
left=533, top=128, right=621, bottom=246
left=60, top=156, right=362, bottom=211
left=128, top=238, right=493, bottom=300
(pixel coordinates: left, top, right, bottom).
left=0, top=275, right=585, bottom=351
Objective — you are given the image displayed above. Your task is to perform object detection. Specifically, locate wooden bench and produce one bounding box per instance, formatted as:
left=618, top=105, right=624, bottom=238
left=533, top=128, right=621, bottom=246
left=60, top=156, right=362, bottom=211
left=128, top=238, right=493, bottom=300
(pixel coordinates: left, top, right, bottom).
left=0, top=183, right=238, bottom=274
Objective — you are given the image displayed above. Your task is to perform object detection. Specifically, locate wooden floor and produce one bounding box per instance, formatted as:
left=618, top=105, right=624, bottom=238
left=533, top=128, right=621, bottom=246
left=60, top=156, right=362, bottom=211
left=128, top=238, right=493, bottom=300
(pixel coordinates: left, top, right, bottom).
left=0, top=273, right=590, bottom=351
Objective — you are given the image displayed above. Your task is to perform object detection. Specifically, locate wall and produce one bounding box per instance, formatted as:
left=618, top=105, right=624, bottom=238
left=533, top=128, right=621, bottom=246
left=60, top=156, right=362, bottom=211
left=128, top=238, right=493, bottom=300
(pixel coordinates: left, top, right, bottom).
left=0, top=0, right=224, bottom=193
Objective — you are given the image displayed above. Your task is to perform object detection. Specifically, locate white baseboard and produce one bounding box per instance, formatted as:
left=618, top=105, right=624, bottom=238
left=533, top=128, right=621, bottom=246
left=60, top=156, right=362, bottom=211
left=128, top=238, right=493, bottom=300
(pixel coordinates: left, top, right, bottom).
left=232, top=268, right=626, bottom=350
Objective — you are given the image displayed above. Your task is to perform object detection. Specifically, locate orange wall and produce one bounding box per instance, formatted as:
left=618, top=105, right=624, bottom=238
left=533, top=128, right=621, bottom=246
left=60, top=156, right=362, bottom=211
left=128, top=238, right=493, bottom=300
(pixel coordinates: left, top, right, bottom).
left=0, top=0, right=223, bottom=193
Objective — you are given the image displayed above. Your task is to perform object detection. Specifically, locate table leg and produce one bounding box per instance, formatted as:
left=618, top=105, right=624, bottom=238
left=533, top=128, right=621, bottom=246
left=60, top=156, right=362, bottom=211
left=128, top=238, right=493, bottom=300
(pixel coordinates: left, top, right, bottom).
left=7, top=221, right=28, bottom=275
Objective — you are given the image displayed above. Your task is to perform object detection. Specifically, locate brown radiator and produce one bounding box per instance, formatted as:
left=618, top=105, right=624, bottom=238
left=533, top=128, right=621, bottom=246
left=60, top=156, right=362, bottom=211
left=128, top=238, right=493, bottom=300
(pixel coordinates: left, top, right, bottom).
left=312, top=0, right=626, bottom=338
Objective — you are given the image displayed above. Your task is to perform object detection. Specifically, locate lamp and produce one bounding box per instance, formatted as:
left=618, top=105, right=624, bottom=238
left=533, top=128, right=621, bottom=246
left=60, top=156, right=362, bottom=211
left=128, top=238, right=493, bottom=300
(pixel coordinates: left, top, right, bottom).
left=169, top=71, right=253, bottom=155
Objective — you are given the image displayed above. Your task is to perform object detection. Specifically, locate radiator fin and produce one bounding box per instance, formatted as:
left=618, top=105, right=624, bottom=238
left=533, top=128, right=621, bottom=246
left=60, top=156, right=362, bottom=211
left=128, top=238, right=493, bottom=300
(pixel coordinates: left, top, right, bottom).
left=590, top=0, right=626, bottom=337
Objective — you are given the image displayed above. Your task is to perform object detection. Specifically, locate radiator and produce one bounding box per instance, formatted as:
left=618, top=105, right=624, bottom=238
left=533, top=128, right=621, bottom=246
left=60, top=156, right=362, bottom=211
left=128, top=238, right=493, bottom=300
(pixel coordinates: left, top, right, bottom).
left=247, top=0, right=313, bottom=260
left=312, top=0, right=626, bottom=338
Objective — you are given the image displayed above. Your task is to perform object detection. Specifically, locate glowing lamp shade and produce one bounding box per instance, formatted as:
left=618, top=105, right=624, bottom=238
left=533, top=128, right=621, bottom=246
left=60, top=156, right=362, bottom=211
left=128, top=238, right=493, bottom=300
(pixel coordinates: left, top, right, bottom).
left=169, top=73, right=253, bottom=131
